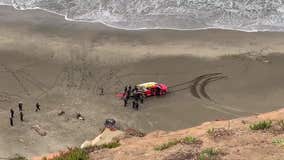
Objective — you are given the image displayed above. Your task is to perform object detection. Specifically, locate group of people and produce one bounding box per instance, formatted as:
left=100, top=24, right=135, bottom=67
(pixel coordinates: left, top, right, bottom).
left=9, top=102, right=41, bottom=126
left=122, top=85, right=144, bottom=111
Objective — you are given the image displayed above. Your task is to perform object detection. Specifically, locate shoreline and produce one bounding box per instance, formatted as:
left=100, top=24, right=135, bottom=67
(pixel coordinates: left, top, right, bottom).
left=0, top=5, right=283, bottom=33
left=2, top=4, right=284, bottom=59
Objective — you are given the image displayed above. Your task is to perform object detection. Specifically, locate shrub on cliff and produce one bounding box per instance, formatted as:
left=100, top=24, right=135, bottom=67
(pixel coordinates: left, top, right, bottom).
left=249, top=120, right=272, bottom=130
left=207, top=127, right=233, bottom=139
left=154, top=136, right=200, bottom=151
left=154, top=139, right=180, bottom=151
left=272, top=138, right=284, bottom=147
left=9, top=155, right=27, bottom=160
left=198, top=148, right=220, bottom=160
left=51, top=148, right=88, bottom=160
left=276, top=120, right=284, bottom=130
left=98, top=141, right=121, bottom=149
left=180, top=136, right=198, bottom=144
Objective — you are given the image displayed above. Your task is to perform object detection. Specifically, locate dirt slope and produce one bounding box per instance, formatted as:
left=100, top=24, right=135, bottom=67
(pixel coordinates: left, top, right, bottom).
left=88, top=108, right=284, bottom=160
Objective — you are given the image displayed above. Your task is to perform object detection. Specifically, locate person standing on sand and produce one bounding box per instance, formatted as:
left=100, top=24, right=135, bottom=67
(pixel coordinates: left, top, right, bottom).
left=132, top=100, right=136, bottom=109
left=134, top=86, right=138, bottom=93
left=35, top=102, right=41, bottom=112
left=140, top=93, right=144, bottom=104
left=135, top=100, right=139, bottom=111
left=20, top=111, right=24, bottom=122
left=123, top=97, right=128, bottom=107
left=126, top=90, right=130, bottom=100
left=18, top=102, right=23, bottom=112
left=10, top=109, right=14, bottom=118
left=124, top=86, right=128, bottom=94
left=128, top=85, right=132, bottom=97
left=124, top=86, right=129, bottom=100
left=9, top=113, right=13, bottom=126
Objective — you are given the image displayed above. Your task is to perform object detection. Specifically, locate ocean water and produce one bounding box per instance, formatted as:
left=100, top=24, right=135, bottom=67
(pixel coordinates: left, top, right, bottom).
left=1, top=0, right=284, bottom=32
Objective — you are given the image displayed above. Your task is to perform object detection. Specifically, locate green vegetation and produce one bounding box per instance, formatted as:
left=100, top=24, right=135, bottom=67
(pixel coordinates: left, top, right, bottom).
left=52, top=148, right=89, bottom=160
left=207, top=128, right=215, bottom=136
left=276, top=120, right=284, bottom=130
left=9, top=155, right=28, bottom=160
left=207, top=127, right=232, bottom=138
left=98, top=141, right=121, bottom=149
left=272, top=138, right=284, bottom=147
left=198, top=148, right=220, bottom=160
left=180, top=136, right=198, bottom=144
left=154, top=139, right=180, bottom=151
left=249, top=120, right=272, bottom=130
left=154, top=136, right=199, bottom=151
left=83, top=141, right=121, bottom=153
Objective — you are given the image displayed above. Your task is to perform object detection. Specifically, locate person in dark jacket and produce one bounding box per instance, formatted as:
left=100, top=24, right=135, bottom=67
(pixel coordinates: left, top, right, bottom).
left=127, top=86, right=132, bottom=98
left=20, top=111, right=24, bottom=122
left=135, top=100, right=139, bottom=111
left=134, top=86, right=138, bottom=92
left=18, top=102, right=23, bottom=112
left=35, top=102, right=41, bottom=112
left=140, top=94, right=144, bottom=104
left=123, top=97, right=128, bottom=107
left=10, top=109, right=14, bottom=118
left=133, top=92, right=139, bottom=101
left=124, top=86, right=128, bottom=93
left=132, top=100, right=136, bottom=109
left=9, top=114, right=13, bottom=126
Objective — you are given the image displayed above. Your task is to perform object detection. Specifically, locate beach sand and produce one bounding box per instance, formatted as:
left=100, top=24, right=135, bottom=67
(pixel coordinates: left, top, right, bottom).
left=1, top=6, right=284, bottom=158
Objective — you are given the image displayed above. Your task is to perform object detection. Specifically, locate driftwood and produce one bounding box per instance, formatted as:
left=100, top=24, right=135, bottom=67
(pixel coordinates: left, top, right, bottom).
left=31, top=125, right=47, bottom=136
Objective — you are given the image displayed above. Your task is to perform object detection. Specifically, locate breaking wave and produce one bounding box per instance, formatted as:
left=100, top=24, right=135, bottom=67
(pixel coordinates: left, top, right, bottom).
left=2, top=0, right=284, bottom=32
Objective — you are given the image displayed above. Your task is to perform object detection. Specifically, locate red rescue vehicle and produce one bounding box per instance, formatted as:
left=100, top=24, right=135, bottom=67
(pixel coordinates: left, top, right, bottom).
left=116, top=82, right=168, bottom=98
left=136, top=82, right=168, bottom=97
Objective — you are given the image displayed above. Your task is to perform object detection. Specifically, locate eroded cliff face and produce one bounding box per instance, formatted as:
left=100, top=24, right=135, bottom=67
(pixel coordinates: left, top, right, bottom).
left=33, top=108, right=284, bottom=160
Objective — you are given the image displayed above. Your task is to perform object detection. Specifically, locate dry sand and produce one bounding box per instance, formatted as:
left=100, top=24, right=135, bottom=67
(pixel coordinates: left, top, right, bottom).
left=1, top=6, right=284, bottom=158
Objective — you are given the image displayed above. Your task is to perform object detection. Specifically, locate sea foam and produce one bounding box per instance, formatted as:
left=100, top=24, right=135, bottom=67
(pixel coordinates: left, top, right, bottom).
left=1, top=0, right=284, bottom=32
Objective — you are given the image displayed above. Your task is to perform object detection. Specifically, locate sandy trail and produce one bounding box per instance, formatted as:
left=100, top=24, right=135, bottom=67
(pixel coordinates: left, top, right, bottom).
left=1, top=6, right=284, bottom=158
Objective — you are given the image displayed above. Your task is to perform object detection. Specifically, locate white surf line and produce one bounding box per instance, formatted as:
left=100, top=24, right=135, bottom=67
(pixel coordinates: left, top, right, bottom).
left=0, top=4, right=271, bottom=32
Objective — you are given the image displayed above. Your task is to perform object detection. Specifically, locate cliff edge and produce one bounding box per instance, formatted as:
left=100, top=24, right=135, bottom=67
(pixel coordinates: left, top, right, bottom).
left=33, top=108, right=284, bottom=160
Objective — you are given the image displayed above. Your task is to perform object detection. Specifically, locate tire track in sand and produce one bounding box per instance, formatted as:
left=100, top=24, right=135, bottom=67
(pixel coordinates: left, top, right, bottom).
left=190, top=73, right=222, bottom=99
left=191, top=74, right=255, bottom=116
left=199, top=76, right=227, bottom=101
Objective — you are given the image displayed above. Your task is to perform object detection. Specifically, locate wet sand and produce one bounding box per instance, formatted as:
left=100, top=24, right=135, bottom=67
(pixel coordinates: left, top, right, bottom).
left=1, top=6, right=284, bottom=158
